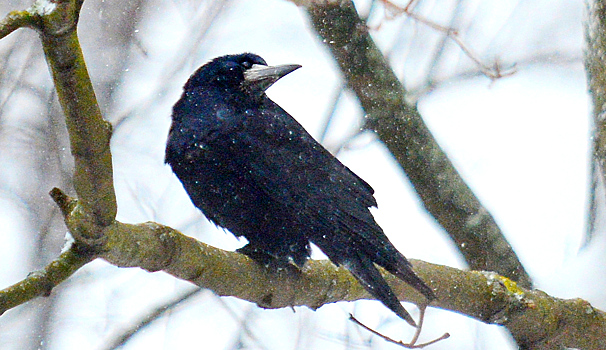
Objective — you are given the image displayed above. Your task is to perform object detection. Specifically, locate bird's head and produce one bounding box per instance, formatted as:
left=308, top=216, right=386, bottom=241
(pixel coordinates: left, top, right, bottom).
left=184, top=53, right=301, bottom=97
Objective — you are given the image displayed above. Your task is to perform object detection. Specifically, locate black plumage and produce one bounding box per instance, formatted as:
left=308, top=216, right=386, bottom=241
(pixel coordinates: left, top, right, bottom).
left=165, top=53, right=435, bottom=326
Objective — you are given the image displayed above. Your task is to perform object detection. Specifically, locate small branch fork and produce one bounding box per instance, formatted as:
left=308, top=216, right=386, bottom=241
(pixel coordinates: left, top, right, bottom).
left=375, top=0, right=516, bottom=81
left=349, top=305, right=450, bottom=348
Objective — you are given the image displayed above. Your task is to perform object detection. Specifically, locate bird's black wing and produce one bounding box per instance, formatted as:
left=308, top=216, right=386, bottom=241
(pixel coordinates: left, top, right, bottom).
left=167, top=89, right=315, bottom=266
left=227, top=99, right=379, bottom=238
left=223, top=99, right=435, bottom=318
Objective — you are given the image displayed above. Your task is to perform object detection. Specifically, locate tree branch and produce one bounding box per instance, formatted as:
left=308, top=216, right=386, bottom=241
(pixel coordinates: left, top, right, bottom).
left=0, top=246, right=93, bottom=315
left=302, top=0, right=532, bottom=288
left=0, top=9, right=38, bottom=39
left=3, top=190, right=604, bottom=349
left=585, top=0, right=606, bottom=244
left=32, top=0, right=116, bottom=229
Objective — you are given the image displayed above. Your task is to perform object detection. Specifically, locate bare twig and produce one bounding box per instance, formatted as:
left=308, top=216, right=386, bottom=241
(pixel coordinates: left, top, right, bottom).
left=102, top=287, right=205, bottom=350
left=376, top=0, right=516, bottom=81
left=349, top=313, right=450, bottom=348
left=0, top=245, right=94, bottom=315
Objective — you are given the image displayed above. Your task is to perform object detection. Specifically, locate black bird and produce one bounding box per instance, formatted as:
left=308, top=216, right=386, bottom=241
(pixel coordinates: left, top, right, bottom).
left=165, top=53, right=435, bottom=326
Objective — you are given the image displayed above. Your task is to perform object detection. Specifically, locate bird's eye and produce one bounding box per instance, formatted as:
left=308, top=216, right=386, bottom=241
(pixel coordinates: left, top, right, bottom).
left=241, top=60, right=253, bottom=69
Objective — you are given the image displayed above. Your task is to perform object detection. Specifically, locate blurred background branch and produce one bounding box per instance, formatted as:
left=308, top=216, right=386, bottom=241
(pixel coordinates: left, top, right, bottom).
left=585, top=0, right=606, bottom=245
left=306, top=0, right=531, bottom=288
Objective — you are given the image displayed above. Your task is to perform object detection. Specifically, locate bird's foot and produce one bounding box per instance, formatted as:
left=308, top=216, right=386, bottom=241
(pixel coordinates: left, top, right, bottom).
left=237, top=244, right=302, bottom=275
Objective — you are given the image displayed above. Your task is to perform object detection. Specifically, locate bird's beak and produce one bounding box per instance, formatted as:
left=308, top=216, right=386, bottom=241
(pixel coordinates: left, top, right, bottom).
left=243, top=64, right=301, bottom=93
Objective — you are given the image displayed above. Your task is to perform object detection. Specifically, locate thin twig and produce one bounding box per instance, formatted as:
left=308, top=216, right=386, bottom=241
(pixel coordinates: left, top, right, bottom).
left=0, top=246, right=94, bottom=315
left=376, top=0, right=516, bottom=81
left=349, top=311, right=450, bottom=348
left=102, top=287, right=206, bottom=350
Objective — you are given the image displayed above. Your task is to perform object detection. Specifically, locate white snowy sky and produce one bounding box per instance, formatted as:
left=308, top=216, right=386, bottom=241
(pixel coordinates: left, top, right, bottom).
left=0, top=0, right=599, bottom=349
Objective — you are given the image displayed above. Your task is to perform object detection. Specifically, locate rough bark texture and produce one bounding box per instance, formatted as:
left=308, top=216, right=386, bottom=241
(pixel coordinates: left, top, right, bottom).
left=585, top=0, right=606, bottom=243
left=3, top=195, right=604, bottom=349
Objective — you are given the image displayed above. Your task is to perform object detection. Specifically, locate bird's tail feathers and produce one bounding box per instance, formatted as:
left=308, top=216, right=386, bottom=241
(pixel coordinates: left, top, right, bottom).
left=344, top=251, right=417, bottom=327
left=380, top=255, right=437, bottom=302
